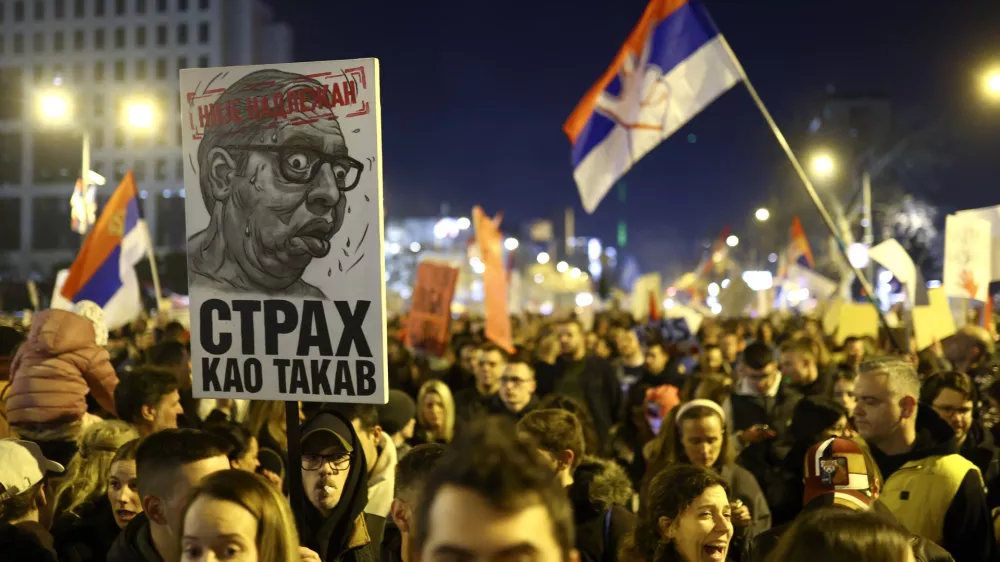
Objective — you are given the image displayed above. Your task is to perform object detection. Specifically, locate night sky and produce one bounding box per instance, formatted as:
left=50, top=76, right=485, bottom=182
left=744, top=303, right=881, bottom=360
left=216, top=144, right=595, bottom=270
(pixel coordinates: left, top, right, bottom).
left=267, top=0, right=1000, bottom=275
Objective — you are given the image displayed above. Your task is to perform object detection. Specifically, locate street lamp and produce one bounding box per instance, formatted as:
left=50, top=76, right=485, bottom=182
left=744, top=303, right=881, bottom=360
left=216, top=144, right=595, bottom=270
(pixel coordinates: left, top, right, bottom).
left=984, top=69, right=1000, bottom=98
left=537, top=251, right=550, bottom=265
left=124, top=100, right=157, bottom=129
left=504, top=237, right=519, bottom=251
left=755, top=208, right=770, bottom=222
left=726, top=235, right=739, bottom=247
left=556, top=261, right=569, bottom=273
left=810, top=152, right=835, bottom=178
left=37, top=89, right=72, bottom=123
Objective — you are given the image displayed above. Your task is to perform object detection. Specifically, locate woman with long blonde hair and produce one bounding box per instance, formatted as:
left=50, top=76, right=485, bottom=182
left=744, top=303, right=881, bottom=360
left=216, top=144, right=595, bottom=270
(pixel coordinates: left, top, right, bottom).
left=415, top=380, right=455, bottom=444
left=52, top=419, right=138, bottom=518
left=180, top=469, right=301, bottom=562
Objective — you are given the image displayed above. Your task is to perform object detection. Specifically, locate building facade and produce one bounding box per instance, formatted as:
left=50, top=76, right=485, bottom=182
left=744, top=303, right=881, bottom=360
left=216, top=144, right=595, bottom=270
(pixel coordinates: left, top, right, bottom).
left=0, top=0, right=292, bottom=278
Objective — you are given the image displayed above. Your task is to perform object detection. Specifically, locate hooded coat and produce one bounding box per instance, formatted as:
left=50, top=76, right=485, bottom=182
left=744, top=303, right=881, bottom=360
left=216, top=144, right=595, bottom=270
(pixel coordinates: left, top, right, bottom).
left=870, top=408, right=995, bottom=562
left=106, top=513, right=162, bottom=562
left=52, top=495, right=122, bottom=562
left=569, top=456, right=636, bottom=562
left=300, top=410, right=384, bottom=562
left=5, top=309, right=118, bottom=426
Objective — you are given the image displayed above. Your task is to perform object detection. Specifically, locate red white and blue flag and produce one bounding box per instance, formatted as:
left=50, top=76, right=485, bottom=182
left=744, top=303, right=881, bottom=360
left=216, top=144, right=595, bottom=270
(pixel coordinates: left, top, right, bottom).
left=57, top=171, right=151, bottom=330
left=564, top=0, right=742, bottom=213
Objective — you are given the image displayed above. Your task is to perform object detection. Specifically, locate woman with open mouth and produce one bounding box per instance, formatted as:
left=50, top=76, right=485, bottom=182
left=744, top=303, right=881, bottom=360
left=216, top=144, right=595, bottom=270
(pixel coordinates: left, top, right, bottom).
left=620, top=464, right=735, bottom=562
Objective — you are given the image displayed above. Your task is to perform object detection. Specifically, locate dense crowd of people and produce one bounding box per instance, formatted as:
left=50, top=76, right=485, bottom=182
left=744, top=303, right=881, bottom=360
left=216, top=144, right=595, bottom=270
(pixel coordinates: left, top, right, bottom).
left=1, top=298, right=1000, bottom=562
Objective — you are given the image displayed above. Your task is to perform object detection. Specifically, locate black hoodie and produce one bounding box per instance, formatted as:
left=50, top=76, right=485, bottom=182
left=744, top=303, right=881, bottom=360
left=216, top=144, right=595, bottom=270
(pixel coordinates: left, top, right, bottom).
left=869, top=408, right=996, bottom=562
left=52, top=496, right=123, bottom=562
left=568, top=456, right=636, bottom=562
left=300, top=410, right=383, bottom=562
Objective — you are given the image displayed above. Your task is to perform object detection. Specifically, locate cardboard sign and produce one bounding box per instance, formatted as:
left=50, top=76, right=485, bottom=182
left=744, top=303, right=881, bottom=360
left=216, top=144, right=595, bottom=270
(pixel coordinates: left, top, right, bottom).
left=834, top=303, right=880, bottom=345
left=631, top=273, right=662, bottom=322
left=180, top=59, right=388, bottom=404
left=474, top=206, right=514, bottom=354
left=944, top=214, right=991, bottom=303
left=912, top=287, right=957, bottom=351
left=405, top=262, right=459, bottom=357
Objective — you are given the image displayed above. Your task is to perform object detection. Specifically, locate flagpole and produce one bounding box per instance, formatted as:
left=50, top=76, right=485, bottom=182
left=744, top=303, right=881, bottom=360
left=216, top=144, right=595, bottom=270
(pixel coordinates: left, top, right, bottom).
left=715, top=35, right=903, bottom=352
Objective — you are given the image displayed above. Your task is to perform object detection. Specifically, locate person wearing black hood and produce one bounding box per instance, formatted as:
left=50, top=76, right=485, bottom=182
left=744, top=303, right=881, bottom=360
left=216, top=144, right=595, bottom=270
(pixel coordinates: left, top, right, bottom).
left=854, top=357, right=995, bottom=562
left=298, top=410, right=383, bottom=562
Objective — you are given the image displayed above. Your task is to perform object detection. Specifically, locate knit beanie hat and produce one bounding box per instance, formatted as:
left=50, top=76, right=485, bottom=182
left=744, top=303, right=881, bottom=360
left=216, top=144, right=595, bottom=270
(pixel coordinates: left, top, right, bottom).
left=74, top=301, right=108, bottom=347
left=378, top=390, right=417, bottom=435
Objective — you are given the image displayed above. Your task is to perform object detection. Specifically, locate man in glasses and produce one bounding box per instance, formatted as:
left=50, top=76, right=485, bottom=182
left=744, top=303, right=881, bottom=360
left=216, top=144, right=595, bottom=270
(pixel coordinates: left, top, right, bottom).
left=299, top=410, right=383, bottom=562
left=488, top=355, right=539, bottom=422
left=188, top=69, right=365, bottom=298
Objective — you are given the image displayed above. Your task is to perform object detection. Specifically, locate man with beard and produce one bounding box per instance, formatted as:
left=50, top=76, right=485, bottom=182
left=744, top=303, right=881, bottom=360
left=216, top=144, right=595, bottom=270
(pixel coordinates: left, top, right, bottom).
left=535, top=319, right=621, bottom=453
left=299, top=410, right=383, bottom=562
left=188, top=69, right=364, bottom=298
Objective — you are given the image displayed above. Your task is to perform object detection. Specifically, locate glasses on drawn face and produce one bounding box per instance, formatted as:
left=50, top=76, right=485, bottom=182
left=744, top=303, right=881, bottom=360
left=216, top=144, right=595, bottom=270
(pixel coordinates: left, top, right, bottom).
left=301, top=452, right=350, bottom=472
left=228, top=144, right=363, bottom=189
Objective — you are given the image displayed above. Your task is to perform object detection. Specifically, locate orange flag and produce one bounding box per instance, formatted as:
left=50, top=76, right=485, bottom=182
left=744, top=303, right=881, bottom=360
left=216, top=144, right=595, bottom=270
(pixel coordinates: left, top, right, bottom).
left=473, top=206, right=515, bottom=354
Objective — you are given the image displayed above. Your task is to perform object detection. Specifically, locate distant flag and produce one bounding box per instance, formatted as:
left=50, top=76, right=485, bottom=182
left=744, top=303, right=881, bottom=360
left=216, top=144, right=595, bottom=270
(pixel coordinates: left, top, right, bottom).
left=788, top=216, right=814, bottom=269
left=59, top=171, right=151, bottom=330
left=648, top=290, right=661, bottom=321
left=564, top=0, right=742, bottom=213
left=69, top=178, right=97, bottom=235
left=700, top=226, right=732, bottom=277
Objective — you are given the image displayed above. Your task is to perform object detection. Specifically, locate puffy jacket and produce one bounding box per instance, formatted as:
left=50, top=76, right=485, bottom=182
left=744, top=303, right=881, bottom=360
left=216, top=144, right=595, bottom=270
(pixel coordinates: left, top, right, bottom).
left=569, top=456, right=636, bottom=562
left=5, top=309, right=118, bottom=426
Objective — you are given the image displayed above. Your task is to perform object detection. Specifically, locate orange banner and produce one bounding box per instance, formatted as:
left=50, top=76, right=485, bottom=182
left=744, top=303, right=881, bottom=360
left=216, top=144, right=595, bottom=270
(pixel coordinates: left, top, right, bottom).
left=473, top=206, right=515, bottom=354
left=404, top=262, right=460, bottom=357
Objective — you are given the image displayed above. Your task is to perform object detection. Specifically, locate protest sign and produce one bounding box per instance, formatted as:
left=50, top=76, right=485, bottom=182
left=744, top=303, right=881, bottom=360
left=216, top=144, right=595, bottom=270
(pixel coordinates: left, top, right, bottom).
left=943, top=214, right=991, bottom=303
left=956, top=205, right=1000, bottom=281
left=404, top=262, right=459, bottom=357
left=180, top=59, right=387, bottom=404
left=474, top=206, right=515, bottom=354
left=631, top=273, right=662, bottom=322
left=834, top=303, right=880, bottom=345
left=912, top=287, right=957, bottom=351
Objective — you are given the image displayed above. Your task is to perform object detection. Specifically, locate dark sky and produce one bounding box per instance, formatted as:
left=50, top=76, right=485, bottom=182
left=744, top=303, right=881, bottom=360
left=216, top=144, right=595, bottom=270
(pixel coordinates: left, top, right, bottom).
left=267, top=0, right=1000, bottom=274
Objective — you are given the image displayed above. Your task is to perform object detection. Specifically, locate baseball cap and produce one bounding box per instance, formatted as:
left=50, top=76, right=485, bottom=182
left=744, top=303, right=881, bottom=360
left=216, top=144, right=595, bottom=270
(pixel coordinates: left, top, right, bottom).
left=0, top=439, right=65, bottom=502
left=378, top=390, right=417, bottom=435
left=300, top=411, right=354, bottom=455
left=803, top=437, right=875, bottom=510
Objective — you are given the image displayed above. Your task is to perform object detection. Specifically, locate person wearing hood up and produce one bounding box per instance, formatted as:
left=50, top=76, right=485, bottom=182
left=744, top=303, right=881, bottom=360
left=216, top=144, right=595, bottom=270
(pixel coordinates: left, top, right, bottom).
left=299, top=410, right=383, bottom=562
left=323, top=404, right=397, bottom=528
left=854, top=357, right=995, bottom=562
left=517, top=408, right=635, bottom=562
left=5, top=302, right=119, bottom=466
left=744, top=437, right=954, bottom=562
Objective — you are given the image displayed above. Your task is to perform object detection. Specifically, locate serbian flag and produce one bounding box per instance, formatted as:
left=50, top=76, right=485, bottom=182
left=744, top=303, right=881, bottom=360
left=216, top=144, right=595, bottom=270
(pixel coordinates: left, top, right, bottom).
left=564, top=0, right=742, bottom=213
left=59, top=171, right=151, bottom=330
left=788, top=216, right=814, bottom=269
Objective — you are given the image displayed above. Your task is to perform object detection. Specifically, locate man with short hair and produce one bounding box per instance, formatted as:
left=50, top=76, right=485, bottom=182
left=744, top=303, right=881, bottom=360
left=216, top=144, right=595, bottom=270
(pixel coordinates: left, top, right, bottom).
left=641, top=335, right=685, bottom=388
left=299, top=410, right=383, bottom=562
left=107, top=429, right=231, bottom=562
left=779, top=338, right=832, bottom=398
left=325, top=403, right=398, bottom=524
left=378, top=390, right=417, bottom=459
left=731, top=342, right=801, bottom=448
left=720, top=332, right=741, bottom=370
left=114, top=366, right=185, bottom=437
left=537, top=319, right=621, bottom=451
left=854, top=356, right=995, bottom=562
left=454, top=343, right=508, bottom=424
left=744, top=437, right=953, bottom=562
left=413, top=420, right=580, bottom=562
left=840, top=336, right=866, bottom=371
left=612, top=328, right=646, bottom=394
left=383, top=444, right=448, bottom=562
left=0, top=439, right=64, bottom=559
left=489, top=357, right=539, bottom=421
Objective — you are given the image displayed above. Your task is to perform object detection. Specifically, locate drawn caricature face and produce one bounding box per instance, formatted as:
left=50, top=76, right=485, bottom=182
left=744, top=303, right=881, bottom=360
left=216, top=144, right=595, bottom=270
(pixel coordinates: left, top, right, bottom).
left=207, top=101, right=361, bottom=291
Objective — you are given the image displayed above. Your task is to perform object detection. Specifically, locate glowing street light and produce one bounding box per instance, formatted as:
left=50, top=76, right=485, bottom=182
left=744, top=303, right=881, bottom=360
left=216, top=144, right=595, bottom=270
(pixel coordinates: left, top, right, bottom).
left=556, top=261, right=569, bottom=273
left=504, top=237, right=519, bottom=251
left=124, top=100, right=157, bottom=129
left=456, top=217, right=471, bottom=230
left=37, top=89, right=72, bottom=122
left=536, top=252, right=550, bottom=265
left=726, top=235, right=739, bottom=247
left=569, top=267, right=581, bottom=278
left=755, top=208, right=770, bottom=222
left=810, top=152, right=835, bottom=178
left=985, top=70, right=1000, bottom=97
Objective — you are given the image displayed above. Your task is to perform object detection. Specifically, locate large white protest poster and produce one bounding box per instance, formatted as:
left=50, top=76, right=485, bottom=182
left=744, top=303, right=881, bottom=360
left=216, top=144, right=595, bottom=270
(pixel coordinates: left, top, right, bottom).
left=943, top=214, right=991, bottom=303
left=180, top=59, right=387, bottom=404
